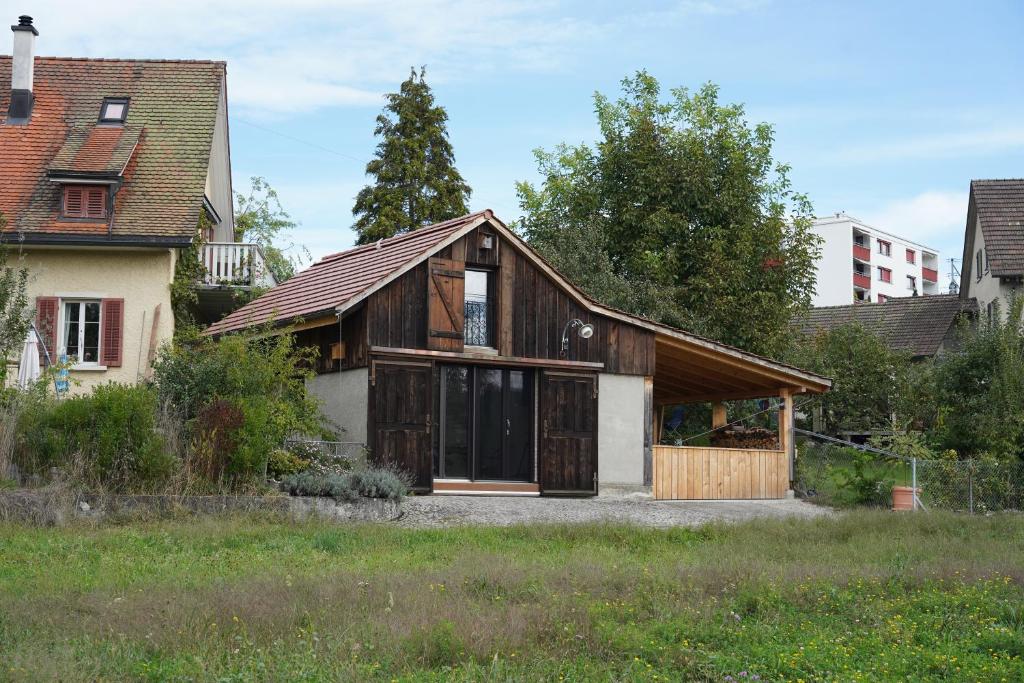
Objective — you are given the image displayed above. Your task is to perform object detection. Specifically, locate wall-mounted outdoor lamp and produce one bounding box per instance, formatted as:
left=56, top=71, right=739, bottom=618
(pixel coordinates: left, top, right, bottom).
left=560, top=318, right=594, bottom=358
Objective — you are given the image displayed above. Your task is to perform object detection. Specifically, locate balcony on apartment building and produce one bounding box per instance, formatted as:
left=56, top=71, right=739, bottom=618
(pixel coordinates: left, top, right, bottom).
left=922, top=266, right=939, bottom=283
left=853, top=272, right=871, bottom=290
left=195, top=242, right=277, bottom=324
left=852, top=243, right=872, bottom=262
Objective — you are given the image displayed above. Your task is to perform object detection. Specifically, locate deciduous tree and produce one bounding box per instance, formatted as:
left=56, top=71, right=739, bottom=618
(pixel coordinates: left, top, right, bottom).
left=517, top=72, right=819, bottom=357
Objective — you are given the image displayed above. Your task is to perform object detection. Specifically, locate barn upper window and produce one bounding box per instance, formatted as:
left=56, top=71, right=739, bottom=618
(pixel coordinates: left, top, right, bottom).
left=99, top=98, right=129, bottom=124
left=464, top=269, right=493, bottom=347
left=62, top=185, right=107, bottom=219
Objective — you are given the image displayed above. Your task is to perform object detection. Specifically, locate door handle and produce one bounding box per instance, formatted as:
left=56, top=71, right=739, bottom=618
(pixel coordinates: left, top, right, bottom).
left=505, top=417, right=511, bottom=436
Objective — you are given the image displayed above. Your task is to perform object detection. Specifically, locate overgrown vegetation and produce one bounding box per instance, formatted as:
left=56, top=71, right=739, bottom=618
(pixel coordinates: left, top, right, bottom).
left=280, top=466, right=409, bottom=502
left=793, top=301, right=1024, bottom=464
left=0, top=512, right=1020, bottom=680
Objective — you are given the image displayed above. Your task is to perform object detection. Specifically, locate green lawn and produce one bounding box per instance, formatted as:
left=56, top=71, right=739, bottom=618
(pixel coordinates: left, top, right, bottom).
left=1, top=512, right=1022, bottom=681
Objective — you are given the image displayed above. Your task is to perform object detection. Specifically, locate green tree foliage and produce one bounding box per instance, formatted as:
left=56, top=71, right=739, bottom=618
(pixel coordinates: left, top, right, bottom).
left=516, top=73, right=820, bottom=357
left=0, top=214, right=32, bottom=385
left=353, top=67, right=471, bottom=244
left=788, top=323, right=911, bottom=435
left=234, top=176, right=309, bottom=283
left=905, top=299, right=1024, bottom=461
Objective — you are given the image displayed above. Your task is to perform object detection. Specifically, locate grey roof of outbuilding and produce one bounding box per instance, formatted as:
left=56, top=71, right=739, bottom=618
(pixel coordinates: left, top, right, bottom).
left=793, top=295, right=977, bottom=357
left=963, top=179, right=1024, bottom=279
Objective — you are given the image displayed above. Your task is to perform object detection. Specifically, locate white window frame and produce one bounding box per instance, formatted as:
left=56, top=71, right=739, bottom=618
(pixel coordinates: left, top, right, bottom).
left=60, top=298, right=104, bottom=369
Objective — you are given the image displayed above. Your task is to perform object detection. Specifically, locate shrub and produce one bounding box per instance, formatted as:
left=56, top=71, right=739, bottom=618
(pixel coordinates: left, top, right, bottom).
left=280, top=465, right=409, bottom=502
left=14, top=383, right=173, bottom=492
left=287, top=440, right=354, bottom=476
left=153, top=329, right=328, bottom=488
left=267, top=448, right=309, bottom=479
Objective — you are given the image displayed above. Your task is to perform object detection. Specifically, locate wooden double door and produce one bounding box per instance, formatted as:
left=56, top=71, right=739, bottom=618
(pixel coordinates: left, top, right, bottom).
left=371, top=360, right=598, bottom=496
left=435, top=364, right=534, bottom=482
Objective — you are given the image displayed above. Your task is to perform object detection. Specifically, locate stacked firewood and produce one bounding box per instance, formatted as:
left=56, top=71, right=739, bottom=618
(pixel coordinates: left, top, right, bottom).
left=709, top=425, right=780, bottom=450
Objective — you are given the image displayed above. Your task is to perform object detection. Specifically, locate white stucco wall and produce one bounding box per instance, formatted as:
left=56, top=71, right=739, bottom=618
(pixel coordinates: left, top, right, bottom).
left=18, top=247, right=176, bottom=393
left=597, top=373, right=648, bottom=494
left=306, top=367, right=368, bottom=443
left=203, top=78, right=235, bottom=242
left=810, top=219, right=854, bottom=307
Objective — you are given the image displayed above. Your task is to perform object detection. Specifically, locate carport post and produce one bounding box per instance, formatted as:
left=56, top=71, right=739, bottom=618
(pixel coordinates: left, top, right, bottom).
left=778, top=388, right=795, bottom=486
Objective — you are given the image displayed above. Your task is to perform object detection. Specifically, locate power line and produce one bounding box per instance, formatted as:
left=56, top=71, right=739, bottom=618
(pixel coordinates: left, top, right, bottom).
left=234, top=118, right=366, bottom=165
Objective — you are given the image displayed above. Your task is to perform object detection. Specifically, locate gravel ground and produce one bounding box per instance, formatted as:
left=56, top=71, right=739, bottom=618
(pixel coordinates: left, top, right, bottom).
left=398, top=494, right=832, bottom=528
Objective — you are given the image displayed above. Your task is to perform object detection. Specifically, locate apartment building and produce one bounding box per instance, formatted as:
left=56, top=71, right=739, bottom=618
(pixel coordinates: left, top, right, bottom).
left=810, top=213, right=941, bottom=307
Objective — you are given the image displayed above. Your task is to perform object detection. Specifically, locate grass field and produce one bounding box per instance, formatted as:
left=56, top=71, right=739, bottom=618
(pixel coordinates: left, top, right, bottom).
left=1, top=511, right=1022, bottom=681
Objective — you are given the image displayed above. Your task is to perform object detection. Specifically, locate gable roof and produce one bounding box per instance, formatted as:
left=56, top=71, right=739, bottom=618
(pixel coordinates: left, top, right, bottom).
left=206, top=210, right=831, bottom=393
left=961, top=179, right=1024, bottom=282
left=794, top=294, right=976, bottom=357
left=0, top=56, right=225, bottom=244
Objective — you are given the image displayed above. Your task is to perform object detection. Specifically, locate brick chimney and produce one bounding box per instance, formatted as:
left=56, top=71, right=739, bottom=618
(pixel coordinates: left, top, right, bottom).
left=8, top=15, right=38, bottom=124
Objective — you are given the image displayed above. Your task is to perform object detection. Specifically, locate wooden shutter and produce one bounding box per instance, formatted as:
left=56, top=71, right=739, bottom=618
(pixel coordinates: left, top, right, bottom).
left=100, top=298, right=124, bottom=367
left=63, top=186, right=84, bottom=217
left=85, top=187, right=106, bottom=218
left=426, top=257, right=465, bottom=352
left=35, top=297, right=59, bottom=363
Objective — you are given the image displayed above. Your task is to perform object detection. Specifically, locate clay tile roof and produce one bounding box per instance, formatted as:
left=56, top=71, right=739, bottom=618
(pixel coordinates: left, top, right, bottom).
left=48, top=124, right=142, bottom=175
left=970, top=179, right=1024, bottom=276
left=205, top=211, right=494, bottom=335
left=0, top=56, right=225, bottom=242
left=793, top=294, right=977, bottom=357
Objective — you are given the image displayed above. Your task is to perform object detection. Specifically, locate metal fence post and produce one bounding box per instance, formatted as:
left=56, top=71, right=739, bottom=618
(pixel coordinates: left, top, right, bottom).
left=911, top=457, right=917, bottom=511
left=968, top=464, right=974, bottom=515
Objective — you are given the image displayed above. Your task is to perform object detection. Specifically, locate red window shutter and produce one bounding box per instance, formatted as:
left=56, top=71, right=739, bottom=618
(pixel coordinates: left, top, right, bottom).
left=63, top=186, right=84, bottom=217
left=100, top=298, right=124, bottom=367
left=35, top=297, right=59, bottom=363
left=85, top=187, right=106, bottom=218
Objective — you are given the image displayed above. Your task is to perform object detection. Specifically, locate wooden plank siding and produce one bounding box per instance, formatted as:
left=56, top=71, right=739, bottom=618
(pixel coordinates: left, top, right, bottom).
left=365, top=229, right=655, bottom=376
left=293, top=305, right=368, bottom=372
left=652, top=446, right=788, bottom=500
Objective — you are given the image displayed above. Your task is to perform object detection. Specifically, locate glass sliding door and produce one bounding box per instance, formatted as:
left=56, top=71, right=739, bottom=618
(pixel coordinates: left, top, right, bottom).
left=434, top=365, right=534, bottom=482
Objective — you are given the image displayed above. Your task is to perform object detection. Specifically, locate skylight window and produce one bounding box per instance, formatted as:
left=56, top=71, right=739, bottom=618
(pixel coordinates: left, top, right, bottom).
left=99, top=98, right=129, bottom=124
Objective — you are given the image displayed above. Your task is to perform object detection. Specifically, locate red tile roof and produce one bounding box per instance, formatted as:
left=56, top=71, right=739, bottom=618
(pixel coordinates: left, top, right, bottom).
left=205, top=211, right=494, bottom=335
left=0, top=56, right=225, bottom=242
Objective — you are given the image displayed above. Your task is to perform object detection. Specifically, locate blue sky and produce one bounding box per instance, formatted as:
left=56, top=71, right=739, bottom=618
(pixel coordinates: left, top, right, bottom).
left=24, top=0, right=1024, bottom=283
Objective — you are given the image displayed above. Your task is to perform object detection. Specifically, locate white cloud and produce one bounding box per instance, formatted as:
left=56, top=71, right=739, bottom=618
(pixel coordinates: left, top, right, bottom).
left=835, top=126, right=1024, bottom=164
left=21, top=0, right=610, bottom=115
left=859, top=190, right=966, bottom=255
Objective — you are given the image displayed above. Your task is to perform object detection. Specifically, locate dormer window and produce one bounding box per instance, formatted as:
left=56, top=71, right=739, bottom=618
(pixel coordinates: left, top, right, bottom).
left=99, top=97, right=129, bottom=124
left=63, top=185, right=107, bottom=219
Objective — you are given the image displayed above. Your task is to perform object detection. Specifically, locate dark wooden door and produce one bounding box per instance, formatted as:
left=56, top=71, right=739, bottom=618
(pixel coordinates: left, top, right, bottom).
left=539, top=371, right=598, bottom=495
left=370, top=360, right=433, bottom=492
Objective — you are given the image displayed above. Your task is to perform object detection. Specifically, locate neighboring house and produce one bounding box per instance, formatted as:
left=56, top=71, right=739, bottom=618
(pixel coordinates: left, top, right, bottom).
left=959, top=179, right=1024, bottom=322
left=794, top=294, right=977, bottom=359
left=810, top=213, right=941, bottom=306
left=0, top=16, right=271, bottom=392
left=208, top=210, right=830, bottom=499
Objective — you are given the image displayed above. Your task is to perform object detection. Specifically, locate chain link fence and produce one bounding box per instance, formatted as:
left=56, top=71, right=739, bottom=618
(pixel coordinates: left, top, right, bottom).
left=794, top=430, right=1024, bottom=513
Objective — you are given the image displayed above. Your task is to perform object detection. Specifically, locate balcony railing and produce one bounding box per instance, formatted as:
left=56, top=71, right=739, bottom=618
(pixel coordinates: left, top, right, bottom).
left=199, top=242, right=275, bottom=287
left=922, top=267, right=939, bottom=283
left=853, top=273, right=871, bottom=290
left=852, top=243, right=871, bottom=262
left=464, top=298, right=494, bottom=347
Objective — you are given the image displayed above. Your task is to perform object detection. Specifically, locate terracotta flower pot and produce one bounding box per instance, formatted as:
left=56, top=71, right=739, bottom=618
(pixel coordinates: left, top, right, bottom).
left=891, top=485, right=918, bottom=511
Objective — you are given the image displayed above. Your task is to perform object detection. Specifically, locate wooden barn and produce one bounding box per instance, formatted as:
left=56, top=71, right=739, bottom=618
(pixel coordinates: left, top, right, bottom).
left=207, top=211, right=830, bottom=498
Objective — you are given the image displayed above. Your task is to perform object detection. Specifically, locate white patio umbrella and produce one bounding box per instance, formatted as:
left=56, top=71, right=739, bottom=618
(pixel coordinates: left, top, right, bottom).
left=16, top=328, right=41, bottom=389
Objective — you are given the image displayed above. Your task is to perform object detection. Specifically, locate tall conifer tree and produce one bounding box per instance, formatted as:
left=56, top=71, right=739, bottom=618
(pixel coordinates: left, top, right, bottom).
left=353, top=68, right=471, bottom=243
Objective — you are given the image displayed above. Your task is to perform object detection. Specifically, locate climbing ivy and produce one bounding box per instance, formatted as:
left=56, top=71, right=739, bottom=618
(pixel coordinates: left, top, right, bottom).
left=170, top=211, right=211, bottom=339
